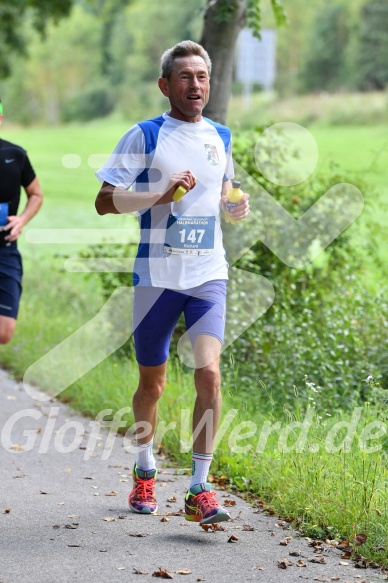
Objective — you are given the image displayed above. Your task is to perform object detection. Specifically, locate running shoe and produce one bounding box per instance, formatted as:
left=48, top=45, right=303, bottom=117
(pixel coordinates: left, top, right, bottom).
left=128, top=465, right=158, bottom=514
left=185, top=482, right=231, bottom=525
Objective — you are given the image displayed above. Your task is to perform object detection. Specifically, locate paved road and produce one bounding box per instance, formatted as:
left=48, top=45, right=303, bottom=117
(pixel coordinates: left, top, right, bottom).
left=0, top=369, right=385, bottom=583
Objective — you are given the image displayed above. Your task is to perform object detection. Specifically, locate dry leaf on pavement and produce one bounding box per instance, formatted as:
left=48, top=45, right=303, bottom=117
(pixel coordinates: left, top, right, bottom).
left=152, top=567, right=174, bottom=579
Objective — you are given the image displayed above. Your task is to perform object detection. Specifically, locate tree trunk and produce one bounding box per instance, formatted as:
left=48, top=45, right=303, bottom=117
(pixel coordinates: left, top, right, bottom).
left=200, top=0, right=247, bottom=125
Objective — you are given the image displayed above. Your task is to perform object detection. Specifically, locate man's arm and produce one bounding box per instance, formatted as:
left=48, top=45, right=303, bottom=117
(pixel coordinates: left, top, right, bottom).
left=4, top=177, right=43, bottom=242
left=95, top=171, right=196, bottom=215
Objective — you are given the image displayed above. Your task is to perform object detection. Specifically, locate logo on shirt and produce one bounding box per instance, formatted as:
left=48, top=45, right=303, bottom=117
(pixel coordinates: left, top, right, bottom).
left=4, top=159, right=15, bottom=164
left=204, top=144, right=219, bottom=166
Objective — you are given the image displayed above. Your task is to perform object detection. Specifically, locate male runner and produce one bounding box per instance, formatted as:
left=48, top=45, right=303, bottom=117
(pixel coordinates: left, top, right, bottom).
left=0, top=100, right=43, bottom=344
left=95, top=41, right=249, bottom=524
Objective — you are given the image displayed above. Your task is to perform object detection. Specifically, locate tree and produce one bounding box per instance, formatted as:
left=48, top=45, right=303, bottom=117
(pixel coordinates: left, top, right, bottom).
left=200, top=0, right=287, bottom=124
left=0, top=0, right=73, bottom=77
left=356, top=0, right=388, bottom=90
left=299, top=4, right=350, bottom=93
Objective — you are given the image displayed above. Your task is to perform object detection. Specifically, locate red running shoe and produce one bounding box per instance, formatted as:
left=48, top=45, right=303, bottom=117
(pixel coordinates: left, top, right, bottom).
left=185, top=482, right=231, bottom=525
left=128, top=465, right=158, bottom=514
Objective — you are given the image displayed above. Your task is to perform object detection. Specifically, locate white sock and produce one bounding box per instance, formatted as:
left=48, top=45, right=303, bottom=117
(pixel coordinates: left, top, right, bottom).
left=189, top=452, right=213, bottom=488
left=135, top=438, right=156, bottom=471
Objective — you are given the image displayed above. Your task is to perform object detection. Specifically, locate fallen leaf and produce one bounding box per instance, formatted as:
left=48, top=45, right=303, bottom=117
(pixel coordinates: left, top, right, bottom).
left=129, top=532, right=151, bottom=537
left=68, top=544, right=81, bottom=548
left=337, top=540, right=350, bottom=549
left=242, top=524, right=255, bottom=531
left=10, top=445, right=24, bottom=451
left=117, top=566, right=126, bottom=571
left=289, top=550, right=302, bottom=556
left=354, top=533, right=367, bottom=546
left=313, top=578, right=330, bottom=582
left=339, top=561, right=349, bottom=565
left=118, top=515, right=126, bottom=520
left=105, top=491, right=118, bottom=496
left=280, top=536, right=293, bottom=546
left=227, top=535, right=239, bottom=543
left=277, top=559, right=293, bottom=569
left=165, top=509, right=185, bottom=517
left=103, top=517, right=116, bottom=522
left=309, top=557, right=326, bottom=564
left=223, top=499, right=236, bottom=507
left=67, top=515, right=80, bottom=519
left=175, top=569, right=192, bottom=575
left=152, top=567, right=174, bottom=579
left=161, top=517, right=170, bottom=523
left=65, top=524, right=79, bottom=529
left=168, top=497, right=177, bottom=503
left=296, top=560, right=307, bottom=567
left=254, top=565, right=264, bottom=570
left=133, top=568, right=149, bottom=575
left=99, top=549, right=108, bottom=553
left=4, top=508, right=11, bottom=514
left=52, top=524, right=61, bottom=529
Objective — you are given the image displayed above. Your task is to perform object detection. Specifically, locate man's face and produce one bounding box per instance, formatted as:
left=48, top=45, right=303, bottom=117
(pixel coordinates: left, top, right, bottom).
left=158, top=56, right=210, bottom=122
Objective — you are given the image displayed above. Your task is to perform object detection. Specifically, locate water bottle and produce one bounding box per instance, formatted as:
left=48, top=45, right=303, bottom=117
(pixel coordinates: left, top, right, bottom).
left=225, top=180, right=244, bottom=224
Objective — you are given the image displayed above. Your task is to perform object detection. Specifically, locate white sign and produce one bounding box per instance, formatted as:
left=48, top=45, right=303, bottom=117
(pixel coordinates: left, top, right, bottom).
left=235, top=28, right=276, bottom=90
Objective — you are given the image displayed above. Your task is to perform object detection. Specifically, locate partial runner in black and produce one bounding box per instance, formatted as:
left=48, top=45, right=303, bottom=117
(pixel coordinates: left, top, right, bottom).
left=0, top=99, right=43, bottom=343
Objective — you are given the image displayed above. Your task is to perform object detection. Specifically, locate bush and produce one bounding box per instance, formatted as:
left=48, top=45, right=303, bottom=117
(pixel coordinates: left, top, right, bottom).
left=62, top=86, right=114, bottom=122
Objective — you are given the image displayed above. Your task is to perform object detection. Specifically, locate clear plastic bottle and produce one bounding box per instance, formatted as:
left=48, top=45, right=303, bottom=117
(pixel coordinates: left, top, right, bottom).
left=225, top=180, right=244, bottom=224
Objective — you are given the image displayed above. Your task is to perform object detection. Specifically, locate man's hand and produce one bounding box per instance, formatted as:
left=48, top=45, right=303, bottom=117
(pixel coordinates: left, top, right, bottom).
left=221, top=192, right=250, bottom=222
left=4, top=215, right=26, bottom=241
left=162, top=170, right=197, bottom=203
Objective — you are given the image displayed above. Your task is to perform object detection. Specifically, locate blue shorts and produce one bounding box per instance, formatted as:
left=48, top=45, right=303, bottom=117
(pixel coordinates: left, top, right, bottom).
left=0, top=246, right=23, bottom=319
left=133, top=279, right=227, bottom=367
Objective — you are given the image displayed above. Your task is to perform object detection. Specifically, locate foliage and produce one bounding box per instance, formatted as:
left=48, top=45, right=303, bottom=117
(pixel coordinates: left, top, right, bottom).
left=221, top=126, right=388, bottom=413
left=355, top=0, right=388, bottom=90
left=299, top=4, right=350, bottom=93
left=0, top=0, right=73, bottom=77
left=0, top=0, right=203, bottom=124
left=246, top=0, right=287, bottom=39
left=62, top=86, right=115, bottom=122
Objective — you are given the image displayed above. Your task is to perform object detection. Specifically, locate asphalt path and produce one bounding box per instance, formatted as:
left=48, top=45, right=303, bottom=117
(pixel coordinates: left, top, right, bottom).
left=0, top=369, right=386, bottom=583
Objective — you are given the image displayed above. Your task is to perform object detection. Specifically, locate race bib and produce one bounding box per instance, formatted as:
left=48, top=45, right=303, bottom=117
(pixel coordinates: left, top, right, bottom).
left=164, top=215, right=215, bottom=256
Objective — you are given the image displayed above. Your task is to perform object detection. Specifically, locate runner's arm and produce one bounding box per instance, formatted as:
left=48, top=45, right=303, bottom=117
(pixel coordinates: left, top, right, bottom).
left=95, top=171, right=196, bottom=215
left=4, top=177, right=43, bottom=241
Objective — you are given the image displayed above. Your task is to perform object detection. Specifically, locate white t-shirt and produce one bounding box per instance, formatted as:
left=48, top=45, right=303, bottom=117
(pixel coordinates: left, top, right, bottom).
left=96, top=112, right=234, bottom=290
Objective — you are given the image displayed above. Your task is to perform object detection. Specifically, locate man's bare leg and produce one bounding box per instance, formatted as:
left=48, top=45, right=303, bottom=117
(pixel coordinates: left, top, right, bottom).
left=132, top=362, right=167, bottom=445
left=185, top=334, right=230, bottom=523
left=0, top=315, right=16, bottom=344
left=128, top=362, right=167, bottom=514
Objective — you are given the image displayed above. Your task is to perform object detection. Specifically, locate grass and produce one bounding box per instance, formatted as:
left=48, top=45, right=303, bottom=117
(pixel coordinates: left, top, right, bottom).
left=1, top=116, right=388, bottom=566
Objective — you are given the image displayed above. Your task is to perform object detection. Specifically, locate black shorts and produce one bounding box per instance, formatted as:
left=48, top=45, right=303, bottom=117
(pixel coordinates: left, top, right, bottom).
left=0, top=246, right=23, bottom=319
